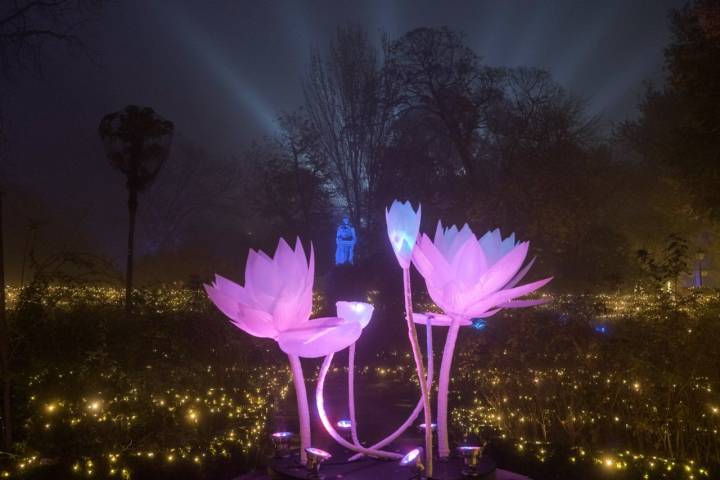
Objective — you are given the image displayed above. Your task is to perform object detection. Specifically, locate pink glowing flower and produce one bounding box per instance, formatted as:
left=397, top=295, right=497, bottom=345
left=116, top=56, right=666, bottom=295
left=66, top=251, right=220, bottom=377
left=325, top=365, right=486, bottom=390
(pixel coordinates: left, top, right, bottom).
left=204, top=238, right=365, bottom=358
left=386, top=200, right=422, bottom=269
left=412, top=222, right=551, bottom=319
left=336, top=301, right=374, bottom=328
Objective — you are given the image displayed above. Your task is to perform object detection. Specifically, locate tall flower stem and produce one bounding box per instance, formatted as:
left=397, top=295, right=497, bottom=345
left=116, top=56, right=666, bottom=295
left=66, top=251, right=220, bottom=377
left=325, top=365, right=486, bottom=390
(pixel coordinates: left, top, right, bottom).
left=403, top=267, right=433, bottom=476
left=348, top=342, right=361, bottom=446
left=437, top=317, right=461, bottom=458
left=317, top=353, right=402, bottom=460
left=287, top=354, right=311, bottom=465
left=348, top=320, right=433, bottom=462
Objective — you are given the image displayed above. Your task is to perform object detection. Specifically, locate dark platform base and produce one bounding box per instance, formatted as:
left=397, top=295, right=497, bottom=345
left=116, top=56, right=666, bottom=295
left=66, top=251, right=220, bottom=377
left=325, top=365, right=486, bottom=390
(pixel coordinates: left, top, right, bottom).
left=268, top=454, right=497, bottom=480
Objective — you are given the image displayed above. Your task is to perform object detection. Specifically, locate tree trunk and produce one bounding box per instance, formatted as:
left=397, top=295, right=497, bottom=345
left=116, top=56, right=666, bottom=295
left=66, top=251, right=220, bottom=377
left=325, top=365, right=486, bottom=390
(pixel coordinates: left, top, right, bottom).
left=125, top=188, right=138, bottom=313
left=0, top=192, right=11, bottom=448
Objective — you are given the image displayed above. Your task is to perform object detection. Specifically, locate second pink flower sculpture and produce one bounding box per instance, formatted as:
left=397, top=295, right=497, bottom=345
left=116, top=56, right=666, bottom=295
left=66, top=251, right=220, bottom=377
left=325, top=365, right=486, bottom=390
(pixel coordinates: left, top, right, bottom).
left=412, top=221, right=552, bottom=458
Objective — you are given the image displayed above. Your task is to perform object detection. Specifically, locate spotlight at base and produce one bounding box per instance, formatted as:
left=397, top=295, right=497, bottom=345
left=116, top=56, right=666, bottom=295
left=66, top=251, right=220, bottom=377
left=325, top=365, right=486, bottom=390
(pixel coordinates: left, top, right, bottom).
left=336, top=419, right=352, bottom=430
left=457, top=443, right=487, bottom=476
left=306, top=447, right=332, bottom=479
left=399, top=447, right=424, bottom=478
left=271, top=431, right=293, bottom=458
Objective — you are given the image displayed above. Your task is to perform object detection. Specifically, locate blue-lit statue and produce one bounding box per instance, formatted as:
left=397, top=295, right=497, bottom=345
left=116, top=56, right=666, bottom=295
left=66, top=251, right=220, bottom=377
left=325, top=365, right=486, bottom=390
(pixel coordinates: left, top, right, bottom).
left=335, top=216, right=357, bottom=265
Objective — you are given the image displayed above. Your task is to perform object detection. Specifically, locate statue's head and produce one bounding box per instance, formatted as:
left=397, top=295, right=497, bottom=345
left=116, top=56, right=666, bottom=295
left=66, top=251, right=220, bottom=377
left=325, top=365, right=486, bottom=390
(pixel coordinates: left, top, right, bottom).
left=342, top=217, right=350, bottom=225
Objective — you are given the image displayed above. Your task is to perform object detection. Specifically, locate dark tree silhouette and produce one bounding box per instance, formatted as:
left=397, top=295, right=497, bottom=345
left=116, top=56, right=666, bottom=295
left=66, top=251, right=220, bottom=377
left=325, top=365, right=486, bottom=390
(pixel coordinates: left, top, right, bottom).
left=620, top=1, right=720, bottom=219
left=0, top=0, right=104, bottom=76
left=303, top=26, right=397, bottom=232
left=0, top=191, right=8, bottom=449
left=0, top=0, right=104, bottom=450
left=98, top=105, right=174, bottom=312
left=387, top=27, right=502, bottom=179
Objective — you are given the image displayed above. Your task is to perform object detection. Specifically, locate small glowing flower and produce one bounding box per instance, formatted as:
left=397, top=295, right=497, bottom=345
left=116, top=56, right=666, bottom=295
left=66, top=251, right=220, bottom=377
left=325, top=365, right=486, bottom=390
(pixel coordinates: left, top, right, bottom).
left=336, top=301, right=374, bottom=328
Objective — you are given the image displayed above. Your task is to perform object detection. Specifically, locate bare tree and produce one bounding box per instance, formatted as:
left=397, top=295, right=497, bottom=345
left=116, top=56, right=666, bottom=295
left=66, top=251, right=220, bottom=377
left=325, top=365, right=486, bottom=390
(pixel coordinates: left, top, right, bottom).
left=304, top=25, right=397, bottom=231
left=138, top=140, right=243, bottom=256
left=490, top=68, right=599, bottom=162
left=0, top=0, right=104, bottom=450
left=387, top=27, right=504, bottom=178
left=244, top=111, right=332, bottom=240
left=0, top=0, right=103, bottom=76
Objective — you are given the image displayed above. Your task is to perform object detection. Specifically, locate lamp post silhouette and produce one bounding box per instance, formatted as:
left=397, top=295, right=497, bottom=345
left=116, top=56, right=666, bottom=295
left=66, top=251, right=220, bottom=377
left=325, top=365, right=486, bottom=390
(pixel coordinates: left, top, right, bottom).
left=98, top=105, right=174, bottom=312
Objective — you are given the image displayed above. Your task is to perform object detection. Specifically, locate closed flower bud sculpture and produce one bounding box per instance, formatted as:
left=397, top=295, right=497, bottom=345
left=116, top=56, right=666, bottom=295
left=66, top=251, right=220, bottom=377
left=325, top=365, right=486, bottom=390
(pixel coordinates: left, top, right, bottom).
left=386, top=200, right=422, bottom=269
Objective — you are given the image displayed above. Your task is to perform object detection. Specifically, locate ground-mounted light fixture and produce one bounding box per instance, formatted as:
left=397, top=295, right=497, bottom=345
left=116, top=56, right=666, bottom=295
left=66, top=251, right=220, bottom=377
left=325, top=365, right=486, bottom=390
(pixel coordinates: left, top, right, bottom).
left=271, top=431, right=293, bottom=458
left=457, top=444, right=486, bottom=477
left=399, top=447, right=425, bottom=478
left=305, top=447, right=332, bottom=479
left=336, top=419, right=352, bottom=439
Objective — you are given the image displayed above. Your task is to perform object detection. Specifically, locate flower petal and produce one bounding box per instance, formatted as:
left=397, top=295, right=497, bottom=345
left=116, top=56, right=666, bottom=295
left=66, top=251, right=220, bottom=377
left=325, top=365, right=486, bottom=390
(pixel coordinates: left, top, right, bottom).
left=413, top=234, right=453, bottom=287
left=465, top=277, right=553, bottom=317
left=272, top=291, right=311, bottom=332
left=245, top=248, right=281, bottom=301
left=277, top=317, right=362, bottom=358
left=235, top=304, right=277, bottom=338
left=498, top=298, right=550, bottom=308
left=204, top=283, right=242, bottom=321
left=413, top=312, right=472, bottom=327
left=505, top=256, right=536, bottom=289
left=336, top=301, right=374, bottom=328
left=468, top=241, right=529, bottom=299
left=212, top=275, right=247, bottom=300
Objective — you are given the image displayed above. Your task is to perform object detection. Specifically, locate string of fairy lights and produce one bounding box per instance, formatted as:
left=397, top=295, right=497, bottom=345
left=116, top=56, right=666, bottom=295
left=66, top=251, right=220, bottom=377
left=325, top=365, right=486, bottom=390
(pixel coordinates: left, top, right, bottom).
left=7, top=285, right=719, bottom=316
left=3, top=366, right=290, bottom=478
left=2, top=357, right=716, bottom=478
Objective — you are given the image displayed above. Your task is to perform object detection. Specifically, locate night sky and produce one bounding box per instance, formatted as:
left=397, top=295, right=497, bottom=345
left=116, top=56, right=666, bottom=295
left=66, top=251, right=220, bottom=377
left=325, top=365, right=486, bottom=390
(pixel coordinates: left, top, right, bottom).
left=2, top=0, right=683, bottom=282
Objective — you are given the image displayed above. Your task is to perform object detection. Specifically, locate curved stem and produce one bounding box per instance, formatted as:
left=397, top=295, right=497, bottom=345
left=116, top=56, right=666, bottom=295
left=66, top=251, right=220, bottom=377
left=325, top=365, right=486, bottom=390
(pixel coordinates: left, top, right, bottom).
left=348, top=320, right=433, bottom=462
left=437, top=317, right=461, bottom=458
left=316, top=353, right=402, bottom=460
left=402, top=267, right=433, bottom=477
left=426, top=317, right=433, bottom=392
left=288, top=354, right=311, bottom=465
left=348, top=342, right=361, bottom=446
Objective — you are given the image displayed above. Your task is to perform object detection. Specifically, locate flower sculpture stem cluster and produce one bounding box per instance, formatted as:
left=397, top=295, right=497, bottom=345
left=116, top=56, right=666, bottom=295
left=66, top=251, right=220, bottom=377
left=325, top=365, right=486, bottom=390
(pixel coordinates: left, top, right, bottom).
left=205, top=200, right=550, bottom=469
left=347, top=320, right=433, bottom=462
left=316, top=352, right=402, bottom=460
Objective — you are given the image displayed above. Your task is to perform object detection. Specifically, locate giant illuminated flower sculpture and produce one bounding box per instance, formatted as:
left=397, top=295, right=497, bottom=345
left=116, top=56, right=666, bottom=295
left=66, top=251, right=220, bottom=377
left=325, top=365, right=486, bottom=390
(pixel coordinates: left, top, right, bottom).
left=204, top=238, right=365, bottom=464
left=412, top=223, right=551, bottom=457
